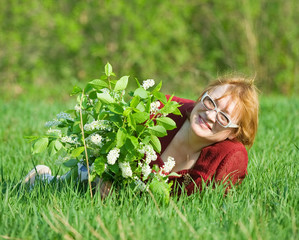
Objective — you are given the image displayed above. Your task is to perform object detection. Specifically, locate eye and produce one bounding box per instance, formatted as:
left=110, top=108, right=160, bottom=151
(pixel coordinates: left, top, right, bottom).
left=203, top=97, right=215, bottom=110
left=217, top=112, right=230, bottom=126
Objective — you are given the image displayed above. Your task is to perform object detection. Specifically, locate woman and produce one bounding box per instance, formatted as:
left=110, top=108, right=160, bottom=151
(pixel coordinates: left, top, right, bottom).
left=152, top=76, right=258, bottom=195
left=24, top=76, right=259, bottom=197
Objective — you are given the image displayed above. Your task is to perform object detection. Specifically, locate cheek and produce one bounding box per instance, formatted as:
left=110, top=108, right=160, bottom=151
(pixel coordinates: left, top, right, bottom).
left=215, top=129, right=233, bottom=139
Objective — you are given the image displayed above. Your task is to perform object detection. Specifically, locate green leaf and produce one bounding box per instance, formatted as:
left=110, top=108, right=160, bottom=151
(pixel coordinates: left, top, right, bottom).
left=168, top=172, right=182, bottom=177
left=84, top=83, right=93, bottom=93
left=152, top=81, right=162, bottom=93
left=148, top=125, right=167, bottom=137
left=94, top=156, right=106, bottom=176
left=134, top=87, right=148, bottom=99
left=105, top=62, right=113, bottom=77
left=130, top=95, right=140, bottom=108
left=150, top=135, right=161, bottom=153
left=63, top=158, right=78, bottom=167
left=108, top=103, right=124, bottom=114
left=71, top=146, right=85, bottom=158
left=97, top=92, right=115, bottom=103
left=132, top=112, right=150, bottom=124
left=136, top=102, right=145, bottom=112
left=172, top=108, right=182, bottom=115
left=55, top=140, right=63, bottom=151
left=48, top=140, right=63, bottom=156
left=149, top=177, right=171, bottom=205
left=114, top=76, right=129, bottom=91
left=48, top=141, right=57, bottom=156
left=71, top=85, right=82, bottom=96
left=123, top=107, right=133, bottom=117
left=161, top=101, right=181, bottom=116
left=109, top=163, right=120, bottom=174
left=32, top=137, right=49, bottom=154
left=129, top=136, right=139, bottom=148
left=72, top=121, right=82, bottom=134
left=116, top=128, right=127, bottom=148
left=88, top=91, right=97, bottom=99
left=94, top=101, right=102, bottom=114
left=156, top=117, right=177, bottom=130
left=24, top=135, right=39, bottom=142
left=153, top=91, right=167, bottom=104
left=89, top=79, right=109, bottom=89
left=128, top=114, right=136, bottom=130
left=135, top=78, right=141, bottom=88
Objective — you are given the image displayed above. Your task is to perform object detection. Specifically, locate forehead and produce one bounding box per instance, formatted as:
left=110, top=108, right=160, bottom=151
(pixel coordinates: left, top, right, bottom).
left=208, top=85, right=238, bottom=115
left=209, top=84, right=230, bottom=99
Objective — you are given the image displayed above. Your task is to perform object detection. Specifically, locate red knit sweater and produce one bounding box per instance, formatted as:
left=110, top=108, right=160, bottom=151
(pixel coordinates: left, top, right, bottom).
left=150, top=95, right=248, bottom=195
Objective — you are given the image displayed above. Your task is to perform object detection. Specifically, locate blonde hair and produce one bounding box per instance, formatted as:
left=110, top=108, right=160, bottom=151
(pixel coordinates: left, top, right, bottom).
left=198, top=76, right=259, bottom=148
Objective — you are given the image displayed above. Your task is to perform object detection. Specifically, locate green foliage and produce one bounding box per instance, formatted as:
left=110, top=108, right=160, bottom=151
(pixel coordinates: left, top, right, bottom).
left=0, top=95, right=298, bottom=239
left=1, top=0, right=298, bottom=99
left=29, top=63, right=181, bottom=200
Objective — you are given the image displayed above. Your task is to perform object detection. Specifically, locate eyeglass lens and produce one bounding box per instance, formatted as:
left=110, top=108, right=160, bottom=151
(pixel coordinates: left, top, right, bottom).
left=203, top=96, right=230, bottom=126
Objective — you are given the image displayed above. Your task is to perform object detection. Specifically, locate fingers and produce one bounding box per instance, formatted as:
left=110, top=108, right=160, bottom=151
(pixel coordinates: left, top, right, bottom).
left=97, top=179, right=112, bottom=199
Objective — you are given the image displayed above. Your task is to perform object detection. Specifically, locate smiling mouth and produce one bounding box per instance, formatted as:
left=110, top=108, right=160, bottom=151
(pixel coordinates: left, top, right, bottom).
left=198, top=115, right=212, bottom=130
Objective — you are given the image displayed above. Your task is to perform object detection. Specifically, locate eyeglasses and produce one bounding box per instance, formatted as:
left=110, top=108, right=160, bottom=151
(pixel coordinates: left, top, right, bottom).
left=200, top=92, right=239, bottom=128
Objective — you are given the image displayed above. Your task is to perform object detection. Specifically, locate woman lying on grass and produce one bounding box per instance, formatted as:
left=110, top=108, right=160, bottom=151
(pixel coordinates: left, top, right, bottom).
left=24, top=75, right=259, bottom=199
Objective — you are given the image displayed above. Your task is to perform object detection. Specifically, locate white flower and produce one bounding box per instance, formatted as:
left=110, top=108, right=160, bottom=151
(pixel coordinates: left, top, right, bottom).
left=46, top=128, right=62, bottom=137
left=138, top=144, right=157, bottom=164
left=150, top=101, right=161, bottom=115
left=74, top=104, right=81, bottom=113
left=141, top=163, right=152, bottom=179
left=87, top=133, right=102, bottom=146
left=61, top=136, right=78, bottom=144
left=119, top=162, right=133, bottom=178
left=45, top=119, right=62, bottom=128
left=56, top=112, right=73, bottom=121
left=162, top=156, right=175, bottom=173
left=142, top=79, right=155, bottom=90
left=84, top=120, right=112, bottom=132
left=107, top=148, right=120, bottom=165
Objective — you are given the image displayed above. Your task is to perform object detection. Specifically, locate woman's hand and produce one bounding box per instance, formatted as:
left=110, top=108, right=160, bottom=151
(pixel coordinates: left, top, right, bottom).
left=95, top=178, right=112, bottom=199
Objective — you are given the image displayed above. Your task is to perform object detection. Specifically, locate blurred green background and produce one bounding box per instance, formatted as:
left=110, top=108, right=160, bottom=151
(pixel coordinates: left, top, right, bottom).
left=1, top=0, right=298, bottom=101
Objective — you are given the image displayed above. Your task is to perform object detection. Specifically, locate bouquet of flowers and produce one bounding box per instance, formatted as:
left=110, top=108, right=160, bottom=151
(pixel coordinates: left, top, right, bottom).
left=30, top=63, right=181, bottom=201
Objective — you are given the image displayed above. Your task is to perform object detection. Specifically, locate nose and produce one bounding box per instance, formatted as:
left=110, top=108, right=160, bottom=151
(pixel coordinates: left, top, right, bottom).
left=205, top=109, right=217, bottom=123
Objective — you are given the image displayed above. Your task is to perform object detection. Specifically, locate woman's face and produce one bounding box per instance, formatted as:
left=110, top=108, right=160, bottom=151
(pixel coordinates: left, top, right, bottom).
left=189, top=84, right=239, bottom=144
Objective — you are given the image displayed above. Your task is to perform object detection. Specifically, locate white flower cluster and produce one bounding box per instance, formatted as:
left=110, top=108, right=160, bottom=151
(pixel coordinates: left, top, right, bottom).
left=119, top=162, right=133, bottom=178
left=74, top=104, right=81, bottom=113
left=150, top=101, right=161, bottom=115
left=61, top=136, right=78, bottom=144
left=142, top=79, right=155, bottom=90
left=84, top=120, right=111, bottom=132
left=138, top=144, right=157, bottom=164
left=162, top=156, right=175, bottom=173
left=134, top=177, right=148, bottom=192
left=141, top=163, right=152, bottom=179
left=107, top=148, right=120, bottom=165
left=86, top=133, right=102, bottom=146
left=46, top=128, right=62, bottom=137
left=45, top=119, right=62, bottom=128
left=56, top=112, right=73, bottom=121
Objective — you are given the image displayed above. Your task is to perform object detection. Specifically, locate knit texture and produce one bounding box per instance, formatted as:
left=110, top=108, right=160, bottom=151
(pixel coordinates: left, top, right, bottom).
left=150, top=95, right=248, bottom=195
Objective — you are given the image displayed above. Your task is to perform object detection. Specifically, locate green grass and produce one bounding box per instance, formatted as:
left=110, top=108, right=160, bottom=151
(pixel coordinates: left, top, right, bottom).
left=0, top=96, right=298, bottom=240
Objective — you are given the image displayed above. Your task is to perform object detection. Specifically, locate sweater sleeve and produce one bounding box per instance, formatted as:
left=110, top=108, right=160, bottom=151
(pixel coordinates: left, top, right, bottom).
left=170, top=141, right=248, bottom=196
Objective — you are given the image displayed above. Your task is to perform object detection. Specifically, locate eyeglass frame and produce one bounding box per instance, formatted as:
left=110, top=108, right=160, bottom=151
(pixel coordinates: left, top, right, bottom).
left=200, top=91, right=239, bottom=128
